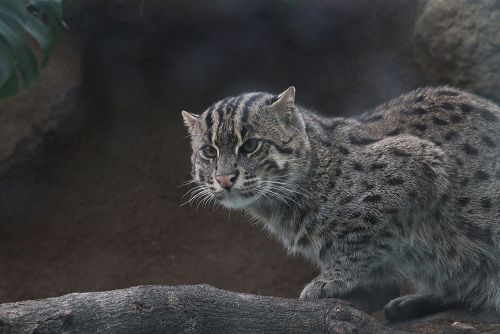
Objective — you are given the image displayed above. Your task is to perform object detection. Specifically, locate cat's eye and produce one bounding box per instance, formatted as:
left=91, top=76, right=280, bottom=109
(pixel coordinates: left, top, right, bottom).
left=241, top=139, right=259, bottom=153
left=202, top=145, right=217, bottom=158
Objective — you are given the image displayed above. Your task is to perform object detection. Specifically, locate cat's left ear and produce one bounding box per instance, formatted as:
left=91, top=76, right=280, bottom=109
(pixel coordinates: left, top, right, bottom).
left=182, top=110, right=199, bottom=132
left=271, top=86, right=296, bottom=123
left=273, top=86, right=295, bottom=110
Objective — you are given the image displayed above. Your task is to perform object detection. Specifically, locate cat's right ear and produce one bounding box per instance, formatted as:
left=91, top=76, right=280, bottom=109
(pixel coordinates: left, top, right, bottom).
left=182, top=110, right=199, bottom=132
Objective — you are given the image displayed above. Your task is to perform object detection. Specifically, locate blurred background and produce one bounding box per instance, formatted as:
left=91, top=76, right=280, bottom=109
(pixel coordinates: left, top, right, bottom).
left=1, top=0, right=499, bottom=305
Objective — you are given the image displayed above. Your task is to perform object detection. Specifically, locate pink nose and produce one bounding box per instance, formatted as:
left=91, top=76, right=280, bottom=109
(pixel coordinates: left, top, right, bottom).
left=216, top=174, right=236, bottom=189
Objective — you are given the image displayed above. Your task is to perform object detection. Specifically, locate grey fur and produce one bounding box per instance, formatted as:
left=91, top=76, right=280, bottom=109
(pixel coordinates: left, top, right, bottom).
left=182, top=86, right=500, bottom=320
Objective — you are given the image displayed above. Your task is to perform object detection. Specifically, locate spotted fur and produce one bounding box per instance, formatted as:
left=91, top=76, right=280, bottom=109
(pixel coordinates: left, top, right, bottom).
left=182, top=86, right=500, bottom=320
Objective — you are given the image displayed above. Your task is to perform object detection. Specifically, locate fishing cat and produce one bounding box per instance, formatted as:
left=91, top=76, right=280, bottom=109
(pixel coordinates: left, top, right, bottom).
left=182, top=86, right=500, bottom=320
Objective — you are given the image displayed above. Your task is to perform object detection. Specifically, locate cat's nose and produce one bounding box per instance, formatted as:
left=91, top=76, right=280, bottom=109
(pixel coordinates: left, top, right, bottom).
left=216, top=173, right=238, bottom=189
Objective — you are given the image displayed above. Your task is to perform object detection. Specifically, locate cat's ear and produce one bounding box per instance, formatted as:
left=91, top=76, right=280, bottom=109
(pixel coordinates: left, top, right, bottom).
left=271, top=87, right=296, bottom=124
left=182, top=110, right=199, bottom=132
left=273, top=86, right=296, bottom=110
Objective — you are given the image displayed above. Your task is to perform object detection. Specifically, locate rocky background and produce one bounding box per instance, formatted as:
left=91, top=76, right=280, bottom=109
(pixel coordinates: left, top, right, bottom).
left=0, top=0, right=499, bottom=331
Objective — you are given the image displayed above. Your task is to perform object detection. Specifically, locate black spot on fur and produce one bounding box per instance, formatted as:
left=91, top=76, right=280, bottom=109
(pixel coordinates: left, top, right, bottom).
left=480, top=109, right=499, bottom=122
left=349, top=136, right=380, bottom=145
left=371, top=163, right=387, bottom=170
left=456, top=197, right=470, bottom=206
left=392, top=149, right=411, bottom=157
left=240, top=126, right=248, bottom=139
left=319, top=240, right=333, bottom=260
left=475, top=170, right=489, bottom=180
left=265, top=140, right=294, bottom=154
left=434, top=209, right=441, bottom=221
left=383, top=208, right=399, bottom=215
left=450, top=115, right=463, bottom=123
left=412, top=123, right=427, bottom=131
left=198, top=174, right=206, bottom=182
left=456, top=158, right=463, bottom=166
left=441, top=194, right=450, bottom=203
left=460, top=178, right=470, bottom=187
left=481, top=198, right=492, bottom=209
left=386, top=178, right=404, bottom=186
left=387, top=128, right=402, bottom=136
left=241, top=93, right=264, bottom=122
left=463, top=144, right=479, bottom=155
left=465, top=223, right=494, bottom=246
left=205, top=110, right=214, bottom=129
left=339, top=146, right=350, bottom=155
left=363, top=213, right=379, bottom=225
left=353, top=162, right=364, bottom=171
left=340, top=196, right=354, bottom=205
left=363, top=194, right=382, bottom=203
left=409, top=191, right=418, bottom=198
left=436, top=90, right=460, bottom=97
left=447, top=247, right=458, bottom=260
left=414, top=95, right=425, bottom=103
left=264, top=161, right=280, bottom=174
left=422, top=164, right=436, bottom=179
left=405, top=108, right=427, bottom=115
left=335, top=168, right=342, bottom=176
left=433, top=117, right=449, bottom=126
left=482, top=135, right=497, bottom=148
left=440, top=102, right=455, bottom=110
left=460, top=103, right=474, bottom=113
left=444, top=131, right=458, bottom=141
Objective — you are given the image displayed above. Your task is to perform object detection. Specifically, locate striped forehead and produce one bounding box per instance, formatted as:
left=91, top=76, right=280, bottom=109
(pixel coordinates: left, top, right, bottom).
left=201, top=92, right=278, bottom=146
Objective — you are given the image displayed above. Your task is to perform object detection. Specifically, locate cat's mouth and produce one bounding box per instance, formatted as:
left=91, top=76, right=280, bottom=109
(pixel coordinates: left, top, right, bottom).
left=216, top=188, right=260, bottom=209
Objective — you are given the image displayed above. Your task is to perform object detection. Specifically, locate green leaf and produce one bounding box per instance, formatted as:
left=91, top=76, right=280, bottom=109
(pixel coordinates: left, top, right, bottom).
left=0, top=69, right=19, bottom=99
left=30, top=0, right=62, bottom=18
left=0, top=0, right=62, bottom=100
left=0, top=38, right=14, bottom=88
left=0, top=4, right=25, bottom=59
left=24, top=10, right=53, bottom=68
left=17, top=45, right=40, bottom=90
left=1, top=0, right=26, bottom=22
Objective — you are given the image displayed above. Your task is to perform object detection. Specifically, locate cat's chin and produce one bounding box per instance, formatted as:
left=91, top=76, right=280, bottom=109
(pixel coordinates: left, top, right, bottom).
left=219, top=193, right=258, bottom=209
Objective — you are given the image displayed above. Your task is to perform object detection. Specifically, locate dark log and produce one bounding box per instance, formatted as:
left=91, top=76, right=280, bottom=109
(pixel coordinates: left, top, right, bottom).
left=0, top=284, right=405, bottom=334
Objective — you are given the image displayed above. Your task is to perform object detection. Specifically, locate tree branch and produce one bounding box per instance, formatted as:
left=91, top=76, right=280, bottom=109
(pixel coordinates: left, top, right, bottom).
left=0, top=284, right=404, bottom=334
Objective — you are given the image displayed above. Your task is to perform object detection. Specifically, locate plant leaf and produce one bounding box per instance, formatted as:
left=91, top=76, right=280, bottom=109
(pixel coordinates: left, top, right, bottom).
left=0, top=69, right=19, bottom=99
left=24, top=10, right=53, bottom=68
left=1, top=0, right=26, bottom=22
left=17, top=45, right=40, bottom=90
left=0, top=4, right=25, bottom=59
left=0, top=38, right=14, bottom=88
left=30, top=0, right=62, bottom=18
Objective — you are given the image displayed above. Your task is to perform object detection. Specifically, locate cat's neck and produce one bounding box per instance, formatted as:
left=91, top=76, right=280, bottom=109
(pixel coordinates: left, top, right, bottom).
left=245, top=111, right=347, bottom=246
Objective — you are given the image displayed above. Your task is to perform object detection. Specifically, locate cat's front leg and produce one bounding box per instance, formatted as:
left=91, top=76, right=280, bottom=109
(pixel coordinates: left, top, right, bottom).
left=300, top=260, right=367, bottom=299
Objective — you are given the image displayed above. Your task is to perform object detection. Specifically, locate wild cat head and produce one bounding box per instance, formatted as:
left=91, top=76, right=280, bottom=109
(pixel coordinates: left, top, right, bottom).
left=182, top=87, right=311, bottom=210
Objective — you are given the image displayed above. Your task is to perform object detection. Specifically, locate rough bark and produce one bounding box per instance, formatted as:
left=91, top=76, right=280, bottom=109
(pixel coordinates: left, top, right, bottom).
left=0, top=284, right=403, bottom=334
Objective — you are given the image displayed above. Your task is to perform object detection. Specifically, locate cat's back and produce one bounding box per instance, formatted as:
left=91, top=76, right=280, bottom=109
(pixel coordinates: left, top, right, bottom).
left=354, top=86, right=500, bottom=154
left=342, top=86, right=500, bottom=228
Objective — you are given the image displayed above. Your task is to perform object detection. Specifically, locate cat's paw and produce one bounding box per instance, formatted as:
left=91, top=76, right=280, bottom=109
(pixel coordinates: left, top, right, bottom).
left=384, top=294, right=456, bottom=321
left=300, top=279, right=349, bottom=299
